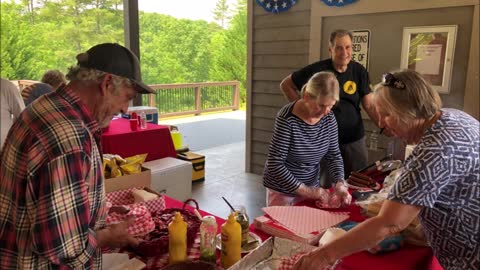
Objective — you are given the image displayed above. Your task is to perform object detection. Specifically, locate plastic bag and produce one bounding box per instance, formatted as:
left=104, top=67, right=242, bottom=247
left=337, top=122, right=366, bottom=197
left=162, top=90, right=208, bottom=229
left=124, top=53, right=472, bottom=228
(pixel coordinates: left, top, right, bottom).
left=103, top=153, right=148, bottom=178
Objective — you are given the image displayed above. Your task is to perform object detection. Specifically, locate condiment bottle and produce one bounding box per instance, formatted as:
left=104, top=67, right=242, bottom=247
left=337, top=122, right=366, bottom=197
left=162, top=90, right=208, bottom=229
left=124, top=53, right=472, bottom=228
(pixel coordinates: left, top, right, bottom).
left=221, top=213, right=241, bottom=268
left=232, top=205, right=249, bottom=247
left=199, top=215, right=217, bottom=263
left=168, top=212, right=187, bottom=264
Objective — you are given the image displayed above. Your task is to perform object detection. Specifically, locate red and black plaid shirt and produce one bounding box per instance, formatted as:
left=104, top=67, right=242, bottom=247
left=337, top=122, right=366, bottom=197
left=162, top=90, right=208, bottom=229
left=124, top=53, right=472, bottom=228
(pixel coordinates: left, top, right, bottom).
left=0, top=85, right=107, bottom=269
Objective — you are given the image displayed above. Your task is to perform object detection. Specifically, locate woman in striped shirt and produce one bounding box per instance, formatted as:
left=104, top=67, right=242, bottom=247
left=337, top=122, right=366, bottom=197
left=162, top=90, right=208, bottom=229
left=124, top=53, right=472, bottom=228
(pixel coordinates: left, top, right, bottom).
left=263, top=71, right=351, bottom=206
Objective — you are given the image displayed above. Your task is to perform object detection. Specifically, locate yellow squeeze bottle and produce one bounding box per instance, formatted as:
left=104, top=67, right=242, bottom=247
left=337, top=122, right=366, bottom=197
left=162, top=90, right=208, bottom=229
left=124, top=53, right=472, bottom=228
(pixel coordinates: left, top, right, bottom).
left=221, top=212, right=242, bottom=268
left=168, top=212, right=187, bottom=264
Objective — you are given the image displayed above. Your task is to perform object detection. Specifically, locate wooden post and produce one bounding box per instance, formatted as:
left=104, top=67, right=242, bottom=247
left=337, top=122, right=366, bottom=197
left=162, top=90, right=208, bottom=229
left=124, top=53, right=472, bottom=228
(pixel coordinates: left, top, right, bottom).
left=232, top=81, right=240, bottom=110
left=195, top=86, right=201, bottom=115
left=148, top=93, right=156, bottom=107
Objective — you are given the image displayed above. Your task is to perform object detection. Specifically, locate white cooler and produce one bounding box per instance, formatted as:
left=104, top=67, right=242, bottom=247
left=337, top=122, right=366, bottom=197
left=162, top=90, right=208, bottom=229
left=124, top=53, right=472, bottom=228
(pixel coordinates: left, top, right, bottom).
left=143, top=157, right=192, bottom=201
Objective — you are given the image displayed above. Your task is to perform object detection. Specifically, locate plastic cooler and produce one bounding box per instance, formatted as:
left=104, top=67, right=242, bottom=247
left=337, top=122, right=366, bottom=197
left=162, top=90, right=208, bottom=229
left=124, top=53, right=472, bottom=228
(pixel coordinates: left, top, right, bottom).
left=176, top=152, right=205, bottom=182
left=142, top=157, right=192, bottom=201
left=122, top=106, right=159, bottom=124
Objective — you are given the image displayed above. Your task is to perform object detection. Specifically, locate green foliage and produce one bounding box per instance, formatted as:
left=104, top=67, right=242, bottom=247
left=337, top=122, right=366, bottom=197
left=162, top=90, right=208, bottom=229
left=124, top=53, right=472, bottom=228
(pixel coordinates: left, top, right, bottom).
left=1, top=0, right=247, bottom=107
left=209, top=0, right=247, bottom=104
left=212, top=0, right=230, bottom=28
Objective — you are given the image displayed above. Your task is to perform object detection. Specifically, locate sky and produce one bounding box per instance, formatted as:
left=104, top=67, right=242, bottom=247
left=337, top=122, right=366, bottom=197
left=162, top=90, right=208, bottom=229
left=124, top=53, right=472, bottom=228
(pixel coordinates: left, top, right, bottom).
left=138, top=0, right=236, bottom=23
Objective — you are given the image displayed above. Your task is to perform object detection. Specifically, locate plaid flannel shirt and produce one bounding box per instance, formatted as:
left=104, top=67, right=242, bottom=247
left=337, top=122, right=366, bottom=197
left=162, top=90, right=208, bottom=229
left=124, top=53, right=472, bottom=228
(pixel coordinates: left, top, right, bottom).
left=0, top=85, right=107, bottom=269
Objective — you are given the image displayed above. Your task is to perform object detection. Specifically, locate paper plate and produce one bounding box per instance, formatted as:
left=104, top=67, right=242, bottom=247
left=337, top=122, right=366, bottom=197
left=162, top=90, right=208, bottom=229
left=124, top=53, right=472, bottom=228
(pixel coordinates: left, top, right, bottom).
left=215, top=232, right=262, bottom=254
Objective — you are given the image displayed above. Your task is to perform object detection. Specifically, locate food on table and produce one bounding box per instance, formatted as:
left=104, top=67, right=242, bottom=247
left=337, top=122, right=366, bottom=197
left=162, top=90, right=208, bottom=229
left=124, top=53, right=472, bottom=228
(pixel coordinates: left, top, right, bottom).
left=131, top=189, right=159, bottom=203
left=347, top=172, right=377, bottom=188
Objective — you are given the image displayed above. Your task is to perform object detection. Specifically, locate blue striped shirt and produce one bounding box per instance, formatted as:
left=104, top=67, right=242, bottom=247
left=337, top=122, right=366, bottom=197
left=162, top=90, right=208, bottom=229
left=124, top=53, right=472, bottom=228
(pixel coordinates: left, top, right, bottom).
left=263, top=101, right=344, bottom=195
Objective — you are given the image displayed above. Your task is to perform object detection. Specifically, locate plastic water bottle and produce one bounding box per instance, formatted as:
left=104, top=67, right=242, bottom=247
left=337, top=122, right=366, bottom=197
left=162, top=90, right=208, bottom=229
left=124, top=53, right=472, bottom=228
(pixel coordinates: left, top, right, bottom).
left=140, top=111, right=147, bottom=129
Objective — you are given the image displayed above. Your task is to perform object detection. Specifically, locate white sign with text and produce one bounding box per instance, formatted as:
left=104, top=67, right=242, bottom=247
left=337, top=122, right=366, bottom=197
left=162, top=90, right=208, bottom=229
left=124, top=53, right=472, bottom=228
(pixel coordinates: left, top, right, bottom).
left=352, top=30, right=371, bottom=70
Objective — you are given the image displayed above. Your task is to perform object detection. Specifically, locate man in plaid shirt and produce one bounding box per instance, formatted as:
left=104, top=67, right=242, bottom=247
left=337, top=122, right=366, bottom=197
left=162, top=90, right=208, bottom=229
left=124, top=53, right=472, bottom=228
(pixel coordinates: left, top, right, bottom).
left=0, top=43, right=155, bottom=269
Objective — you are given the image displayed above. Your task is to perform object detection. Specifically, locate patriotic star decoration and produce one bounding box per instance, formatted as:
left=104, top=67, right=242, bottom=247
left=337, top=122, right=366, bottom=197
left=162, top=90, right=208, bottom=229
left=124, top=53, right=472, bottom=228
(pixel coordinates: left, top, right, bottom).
left=322, top=0, right=357, bottom=7
left=256, top=0, right=297, bottom=13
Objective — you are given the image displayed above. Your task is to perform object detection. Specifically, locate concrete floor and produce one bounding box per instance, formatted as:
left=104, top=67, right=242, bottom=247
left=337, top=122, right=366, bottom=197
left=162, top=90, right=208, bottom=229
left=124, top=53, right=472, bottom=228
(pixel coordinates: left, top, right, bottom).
left=159, top=111, right=266, bottom=222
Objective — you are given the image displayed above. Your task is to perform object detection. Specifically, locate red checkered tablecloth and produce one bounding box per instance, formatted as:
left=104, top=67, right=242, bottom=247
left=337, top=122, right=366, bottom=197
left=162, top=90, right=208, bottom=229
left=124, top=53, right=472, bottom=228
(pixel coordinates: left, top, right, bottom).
left=106, top=188, right=166, bottom=214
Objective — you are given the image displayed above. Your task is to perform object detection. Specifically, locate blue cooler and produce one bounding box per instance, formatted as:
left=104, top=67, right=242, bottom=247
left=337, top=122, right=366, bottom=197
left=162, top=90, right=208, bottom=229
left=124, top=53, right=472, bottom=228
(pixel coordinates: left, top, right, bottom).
left=122, top=106, right=159, bottom=124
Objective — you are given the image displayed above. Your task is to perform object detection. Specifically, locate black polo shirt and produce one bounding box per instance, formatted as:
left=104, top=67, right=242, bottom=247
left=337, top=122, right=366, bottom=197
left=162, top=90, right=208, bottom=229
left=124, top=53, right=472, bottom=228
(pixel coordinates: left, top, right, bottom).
left=291, top=59, right=371, bottom=144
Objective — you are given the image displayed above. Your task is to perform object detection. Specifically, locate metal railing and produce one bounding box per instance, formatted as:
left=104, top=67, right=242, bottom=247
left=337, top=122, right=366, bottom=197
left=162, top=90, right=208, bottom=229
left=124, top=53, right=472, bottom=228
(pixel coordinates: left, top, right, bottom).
left=143, top=81, right=240, bottom=118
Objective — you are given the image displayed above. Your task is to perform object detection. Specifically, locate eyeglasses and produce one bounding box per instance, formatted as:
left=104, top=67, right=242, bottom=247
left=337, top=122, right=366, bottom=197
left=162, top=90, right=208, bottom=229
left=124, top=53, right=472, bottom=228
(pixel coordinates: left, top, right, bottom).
left=382, top=73, right=406, bottom=89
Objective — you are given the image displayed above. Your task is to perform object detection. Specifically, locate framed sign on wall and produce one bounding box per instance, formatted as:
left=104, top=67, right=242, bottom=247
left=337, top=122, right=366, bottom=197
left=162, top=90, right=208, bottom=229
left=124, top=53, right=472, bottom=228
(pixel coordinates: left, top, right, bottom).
left=400, top=25, right=458, bottom=94
left=352, top=30, right=370, bottom=70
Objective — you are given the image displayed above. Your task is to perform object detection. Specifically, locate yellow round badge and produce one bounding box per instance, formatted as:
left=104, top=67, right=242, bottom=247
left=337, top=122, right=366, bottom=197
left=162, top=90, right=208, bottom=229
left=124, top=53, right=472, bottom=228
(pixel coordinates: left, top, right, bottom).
left=343, top=81, right=357, bottom=95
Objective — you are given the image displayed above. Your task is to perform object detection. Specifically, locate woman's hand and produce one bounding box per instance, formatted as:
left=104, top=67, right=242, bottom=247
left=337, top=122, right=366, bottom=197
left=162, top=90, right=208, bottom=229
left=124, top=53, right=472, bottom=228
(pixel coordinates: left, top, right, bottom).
left=296, top=184, right=329, bottom=203
left=293, top=249, right=333, bottom=270
left=334, top=181, right=352, bottom=206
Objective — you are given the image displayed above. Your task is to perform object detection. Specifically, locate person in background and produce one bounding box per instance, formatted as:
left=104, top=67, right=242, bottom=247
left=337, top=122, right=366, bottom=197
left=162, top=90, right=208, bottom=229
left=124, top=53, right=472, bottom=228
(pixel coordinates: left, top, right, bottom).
left=293, top=70, right=479, bottom=270
left=0, top=78, right=25, bottom=151
left=280, top=29, right=378, bottom=185
left=0, top=43, right=156, bottom=269
left=22, top=69, right=67, bottom=106
left=264, top=71, right=351, bottom=207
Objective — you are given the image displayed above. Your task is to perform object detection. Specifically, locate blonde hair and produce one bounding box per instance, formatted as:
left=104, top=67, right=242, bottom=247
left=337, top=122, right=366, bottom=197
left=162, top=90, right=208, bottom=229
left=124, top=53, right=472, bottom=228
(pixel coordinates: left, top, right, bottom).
left=373, top=69, right=442, bottom=125
left=66, top=66, right=132, bottom=93
left=300, top=71, right=339, bottom=102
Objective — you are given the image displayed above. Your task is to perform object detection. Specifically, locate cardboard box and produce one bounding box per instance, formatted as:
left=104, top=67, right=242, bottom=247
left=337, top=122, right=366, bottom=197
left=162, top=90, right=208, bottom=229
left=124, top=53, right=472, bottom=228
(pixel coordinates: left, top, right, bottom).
left=105, top=166, right=151, bottom=193
left=229, top=237, right=315, bottom=270
left=177, top=151, right=205, bottom=182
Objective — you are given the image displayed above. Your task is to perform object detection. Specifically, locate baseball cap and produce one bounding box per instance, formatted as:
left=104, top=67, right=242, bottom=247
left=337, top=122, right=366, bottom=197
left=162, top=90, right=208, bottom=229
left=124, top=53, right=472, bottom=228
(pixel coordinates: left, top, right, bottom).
left=76, top=43, right=155, bottom=94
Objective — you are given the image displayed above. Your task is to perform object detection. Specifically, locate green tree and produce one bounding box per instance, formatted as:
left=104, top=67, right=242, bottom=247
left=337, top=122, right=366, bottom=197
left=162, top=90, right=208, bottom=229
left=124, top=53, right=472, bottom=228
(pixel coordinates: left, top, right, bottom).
left=209, top=0, right=247, bottom=104
left=1, top=2, right=39, bottom=79
left=212, top=0, right=230, bottom=28
left=1, top=0, right=247, bottom=108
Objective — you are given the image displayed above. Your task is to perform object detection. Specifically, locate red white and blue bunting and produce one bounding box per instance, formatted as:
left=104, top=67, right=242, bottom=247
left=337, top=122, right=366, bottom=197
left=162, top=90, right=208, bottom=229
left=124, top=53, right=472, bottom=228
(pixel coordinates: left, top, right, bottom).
left=321, top=0, right=357, bottom=7
left=255, top=0, right=298, bottom=13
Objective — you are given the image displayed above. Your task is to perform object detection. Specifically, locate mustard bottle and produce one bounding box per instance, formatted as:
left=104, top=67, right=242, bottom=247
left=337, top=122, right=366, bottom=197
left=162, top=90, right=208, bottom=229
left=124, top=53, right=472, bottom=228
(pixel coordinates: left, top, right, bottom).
left=221, top=213, right=242, bottom=268
left=168, top=212, right=187, bottom=264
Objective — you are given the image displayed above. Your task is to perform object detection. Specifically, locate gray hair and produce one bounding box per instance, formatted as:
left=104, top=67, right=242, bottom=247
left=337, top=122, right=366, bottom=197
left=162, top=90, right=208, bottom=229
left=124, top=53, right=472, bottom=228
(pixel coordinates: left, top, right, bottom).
left=66, top=66, right=132, bottom=93
left=329, top=29, right=353, bottom=48
left=373, top=69, right=442, bottom=125
left=300, top=71, right=339, bottom=101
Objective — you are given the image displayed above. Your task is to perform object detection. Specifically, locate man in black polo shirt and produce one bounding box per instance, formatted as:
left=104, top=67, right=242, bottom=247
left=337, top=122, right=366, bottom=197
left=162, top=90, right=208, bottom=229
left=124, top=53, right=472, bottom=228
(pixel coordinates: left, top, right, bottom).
left=280, top=29, right=378, bottom=184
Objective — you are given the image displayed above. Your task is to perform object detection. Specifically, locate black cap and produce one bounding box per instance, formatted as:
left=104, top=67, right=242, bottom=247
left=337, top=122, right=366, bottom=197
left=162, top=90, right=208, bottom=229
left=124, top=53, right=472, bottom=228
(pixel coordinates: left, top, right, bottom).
left=76, top=43, right=155, bottom=94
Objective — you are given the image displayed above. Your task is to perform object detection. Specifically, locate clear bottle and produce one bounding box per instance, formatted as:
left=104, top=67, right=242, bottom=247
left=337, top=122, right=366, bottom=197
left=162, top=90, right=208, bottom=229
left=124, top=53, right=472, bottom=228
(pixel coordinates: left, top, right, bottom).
left=140, top=111, right=147, bottom=129
left=221, top=213, right=241, bottom=269
left=199, top=215, right=217, bottom=263
left=232, top=205, right=249, bottom=247
left=168, top=212, right=187, bottom=264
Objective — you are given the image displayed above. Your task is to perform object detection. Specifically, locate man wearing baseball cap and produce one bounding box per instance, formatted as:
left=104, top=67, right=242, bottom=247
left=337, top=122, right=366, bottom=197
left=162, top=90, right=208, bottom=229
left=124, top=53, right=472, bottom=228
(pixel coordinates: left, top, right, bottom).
left=0, top=43, right=153, bottom=269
